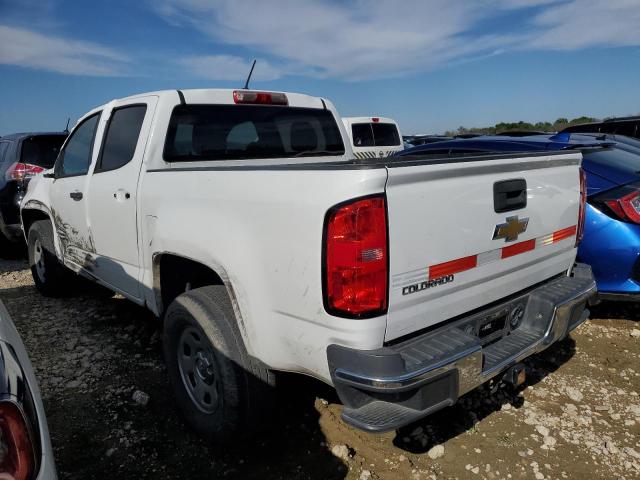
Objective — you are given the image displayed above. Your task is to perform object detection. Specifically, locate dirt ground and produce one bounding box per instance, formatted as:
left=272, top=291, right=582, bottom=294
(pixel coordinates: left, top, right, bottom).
left=0, top=251, right=638, bottom=480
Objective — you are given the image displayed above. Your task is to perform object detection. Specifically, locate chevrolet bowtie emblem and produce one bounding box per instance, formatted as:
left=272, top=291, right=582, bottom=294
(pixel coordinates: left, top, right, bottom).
left=493, top=215, right=529, bottom=242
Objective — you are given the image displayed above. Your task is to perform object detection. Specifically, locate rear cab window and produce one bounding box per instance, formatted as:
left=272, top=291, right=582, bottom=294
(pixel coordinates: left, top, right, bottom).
left=163, top=105, right=345, bottom=161
left=372, top=123, right=401, bottom=146
left=351, top=123, right=401, bottom=147
left=351, top=124, right=374, bottom=147
left=20, top=135, right=67, bottom=169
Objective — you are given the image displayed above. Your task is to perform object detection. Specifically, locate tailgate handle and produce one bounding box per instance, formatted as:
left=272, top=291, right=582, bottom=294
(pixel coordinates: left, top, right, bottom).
left=494, top=179, right=527, bottom=213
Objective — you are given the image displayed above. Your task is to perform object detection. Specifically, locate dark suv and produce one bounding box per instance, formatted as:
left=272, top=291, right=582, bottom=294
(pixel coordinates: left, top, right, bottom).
left=0, top=132, right=67, bottom=244
left=562, top=116, right=640, bottom=139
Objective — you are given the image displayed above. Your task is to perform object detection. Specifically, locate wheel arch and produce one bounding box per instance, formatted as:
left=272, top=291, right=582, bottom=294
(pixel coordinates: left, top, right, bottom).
left=20, top=203, right=61, bottom=258
left=21, top=203, right=52, bottom=237
left=152, top=252, right=253, bottom=353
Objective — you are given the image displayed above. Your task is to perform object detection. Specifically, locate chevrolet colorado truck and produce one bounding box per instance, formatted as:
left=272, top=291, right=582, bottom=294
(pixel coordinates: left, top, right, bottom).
left=20, top=88, right=596, bottom=439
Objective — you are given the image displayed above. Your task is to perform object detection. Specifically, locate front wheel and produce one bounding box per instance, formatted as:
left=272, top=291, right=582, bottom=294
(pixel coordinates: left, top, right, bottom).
left=163, top=285, right=276, bottom=442
left=27, top=220, right=73, bottom=297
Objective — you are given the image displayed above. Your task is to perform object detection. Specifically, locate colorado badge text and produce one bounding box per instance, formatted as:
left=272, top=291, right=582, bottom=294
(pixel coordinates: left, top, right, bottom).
left=402, top=275, right=454, bottom=296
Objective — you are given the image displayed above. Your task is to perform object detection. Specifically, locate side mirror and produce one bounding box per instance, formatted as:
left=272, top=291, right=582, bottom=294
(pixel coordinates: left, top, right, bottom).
left=43, top=172, right=56, bottom=179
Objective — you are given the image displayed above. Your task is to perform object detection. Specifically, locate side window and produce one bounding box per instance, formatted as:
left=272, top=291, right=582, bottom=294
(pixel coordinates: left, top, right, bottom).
left=600, top=123, right=617, bottom=134
left=59, top=113, right=100, bottom=177
left=351, top=124, right=374, bottom=147
left=613, top=122, right=636, bottom=137
left=97, top=105, right=147, bottom=172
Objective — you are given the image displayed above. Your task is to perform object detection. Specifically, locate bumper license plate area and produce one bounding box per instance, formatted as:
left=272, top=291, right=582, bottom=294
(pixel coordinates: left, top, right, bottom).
left=478, top=309, right=507, bottom=340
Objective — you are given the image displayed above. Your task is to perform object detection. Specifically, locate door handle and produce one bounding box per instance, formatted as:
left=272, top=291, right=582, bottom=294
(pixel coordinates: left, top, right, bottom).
left=494, top=179, right=526, bottom=213
left=70, top=191, right=83, bottom=201
left=113, top=189, right=131, bottom=201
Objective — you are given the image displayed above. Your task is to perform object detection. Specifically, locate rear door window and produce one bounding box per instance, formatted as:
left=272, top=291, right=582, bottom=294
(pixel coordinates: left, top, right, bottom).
left=20, top=135, right=67, bottom=169
left=164, top=105, right=345, bottom=161
left=97, top=105, right=147, bottom=172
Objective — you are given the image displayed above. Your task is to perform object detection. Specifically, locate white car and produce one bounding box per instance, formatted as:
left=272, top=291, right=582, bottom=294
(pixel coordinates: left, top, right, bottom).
left=342, top=116, right=403, bottom=159
left=0, top=301, right=56, bottom=479
left=21, top=88, right=595, bottom=438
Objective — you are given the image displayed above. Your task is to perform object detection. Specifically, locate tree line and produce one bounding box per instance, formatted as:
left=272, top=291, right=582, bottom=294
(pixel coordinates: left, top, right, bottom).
left=444, top=116, right=598, bottom=136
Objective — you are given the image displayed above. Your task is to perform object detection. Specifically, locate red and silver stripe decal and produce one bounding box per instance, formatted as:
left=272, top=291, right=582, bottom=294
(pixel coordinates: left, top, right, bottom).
left=427, top=225, right=577, bottom=280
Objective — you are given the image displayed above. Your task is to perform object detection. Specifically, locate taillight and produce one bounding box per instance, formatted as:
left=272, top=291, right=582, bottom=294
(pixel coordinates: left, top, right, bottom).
left=605, top=191, right=640, bottom=224
left=6, top=163, right=45, bottom=181
left=323, top=195, right=388, bottom=318
left=0, top=401, right=35, bottom=480
left=576, top=168, right=587, bottom=246
left=591, top=179, right=640, bottom=225
left=232, top=90, right=288, bottom=105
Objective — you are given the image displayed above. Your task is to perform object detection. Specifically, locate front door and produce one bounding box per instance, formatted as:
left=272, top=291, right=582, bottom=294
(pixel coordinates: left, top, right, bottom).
left=86, top=97, right=157, bottom=299
left=50, top=112, right=101, bottom=269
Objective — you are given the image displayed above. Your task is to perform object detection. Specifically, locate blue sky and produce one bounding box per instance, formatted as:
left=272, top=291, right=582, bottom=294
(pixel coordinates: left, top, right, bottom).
left=1, top=0, right=639, bottom=136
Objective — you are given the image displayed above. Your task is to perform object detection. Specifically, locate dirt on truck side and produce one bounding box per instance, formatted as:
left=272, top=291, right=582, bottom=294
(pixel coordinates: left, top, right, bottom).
left=0, top=255, right=638, bottom=480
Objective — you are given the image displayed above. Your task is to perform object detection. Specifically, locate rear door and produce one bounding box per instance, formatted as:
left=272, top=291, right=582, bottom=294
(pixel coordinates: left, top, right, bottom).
left=50, top=112, right=101, bottom=267
left=384, top=152, right=582, bottom=341
left=86, top=96, right=157, bottom=299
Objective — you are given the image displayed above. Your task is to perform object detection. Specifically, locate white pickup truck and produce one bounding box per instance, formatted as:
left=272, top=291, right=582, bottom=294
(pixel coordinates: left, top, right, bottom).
left=21, top=88, right=596, bottom=439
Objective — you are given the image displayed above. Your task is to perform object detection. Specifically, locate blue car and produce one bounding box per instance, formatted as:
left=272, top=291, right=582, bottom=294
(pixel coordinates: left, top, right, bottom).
left=397, top=133, right=640, bottom=300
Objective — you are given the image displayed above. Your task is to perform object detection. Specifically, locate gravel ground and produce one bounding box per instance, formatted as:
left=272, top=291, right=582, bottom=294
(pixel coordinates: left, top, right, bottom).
left=0, top=253, right=639, bottom=480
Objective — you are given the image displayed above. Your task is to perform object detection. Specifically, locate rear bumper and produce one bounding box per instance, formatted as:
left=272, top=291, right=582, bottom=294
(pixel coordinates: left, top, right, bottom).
left=578, top=204, right=640, bottom=294
left=0, top=185, right=24, bottom=242
left=327, top=264, right=597, bottom=432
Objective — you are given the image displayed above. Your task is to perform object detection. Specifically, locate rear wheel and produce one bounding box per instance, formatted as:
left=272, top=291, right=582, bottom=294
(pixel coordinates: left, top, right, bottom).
left=27, top=220, right=74, bottom=296
left=163, top=285, right=276, bottom=441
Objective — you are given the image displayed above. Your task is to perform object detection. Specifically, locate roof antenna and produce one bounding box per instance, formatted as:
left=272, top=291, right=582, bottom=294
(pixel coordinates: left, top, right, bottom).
left=243, top=59, right=257, bottom=90
left=64, top=117, right=70, bottom=134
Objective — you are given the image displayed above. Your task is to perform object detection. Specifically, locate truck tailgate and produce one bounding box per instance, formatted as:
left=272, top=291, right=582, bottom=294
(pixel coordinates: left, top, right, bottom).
left=385, top=152, right=582, bottom=342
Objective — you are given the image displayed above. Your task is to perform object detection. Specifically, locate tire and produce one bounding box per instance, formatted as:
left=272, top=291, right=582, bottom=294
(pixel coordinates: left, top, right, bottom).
left=27, top=220, right=74, bottom=296
left=163, top=285, right=276, bottom=442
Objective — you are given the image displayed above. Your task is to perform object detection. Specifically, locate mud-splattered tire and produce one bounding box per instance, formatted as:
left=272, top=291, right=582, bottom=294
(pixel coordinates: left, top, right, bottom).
left=163, top=285, right=276, bottom=442
left=27, top=220, right=74, bottom=297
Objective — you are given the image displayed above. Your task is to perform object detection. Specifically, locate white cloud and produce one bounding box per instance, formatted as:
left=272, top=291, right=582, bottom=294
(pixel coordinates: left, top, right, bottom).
left=528, top=0, right=640, bottom=49
left=154, top=0, right=513, bottom=80
left=180, top=55, right=284, bottom=81
left=153, top=0, right=640, bottom=81
left=0, top=25, right=129, bottom=76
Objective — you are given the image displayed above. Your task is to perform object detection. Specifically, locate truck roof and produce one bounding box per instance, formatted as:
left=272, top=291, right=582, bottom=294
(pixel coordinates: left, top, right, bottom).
left=98, top=88, right=328, bottom=110
left=342, top=116, right=397, bottom=124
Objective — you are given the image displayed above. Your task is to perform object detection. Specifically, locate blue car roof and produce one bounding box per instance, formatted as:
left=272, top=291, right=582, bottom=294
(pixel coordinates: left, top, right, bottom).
left=397, top=133, right=612, bottom=156
left=0, top=132, right=67, bottom=141
left=397, top=133, right=640, bottom=194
